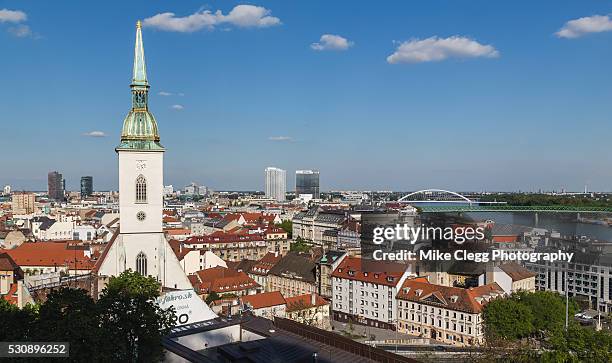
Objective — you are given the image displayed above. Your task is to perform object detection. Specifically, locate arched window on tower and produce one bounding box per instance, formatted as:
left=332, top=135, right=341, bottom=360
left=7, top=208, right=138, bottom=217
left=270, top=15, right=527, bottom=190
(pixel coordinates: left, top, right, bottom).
left=136, top=251, right=147, bottom=276
left=135, top=175, right=147, bottom=203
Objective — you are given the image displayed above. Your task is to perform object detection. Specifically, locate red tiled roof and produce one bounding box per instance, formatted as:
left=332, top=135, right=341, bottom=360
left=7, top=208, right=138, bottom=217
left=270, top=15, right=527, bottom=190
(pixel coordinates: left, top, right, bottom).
left=250, top=252, right=282, bottom=276
left=331, top=256, right=407, bottom=287
left=285, top=293, right=328, bottom=312
left=396, top=278, right=504, bottom=314
left=164, top=228, right=191, bottom=235
left=498, top=262, right=536, bottom=281
left=192, top=267, right=259, bottom=294
left=0, top=242, right=93, bottom=270
left=241, top=291, right=286, bottom=309
left=92, top=229, right=119, bottom=273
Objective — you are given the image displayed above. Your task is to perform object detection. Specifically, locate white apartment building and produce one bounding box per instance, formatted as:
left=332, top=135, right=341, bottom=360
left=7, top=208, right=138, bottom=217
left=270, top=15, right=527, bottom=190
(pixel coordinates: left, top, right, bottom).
left=331, top=256, right=412, bottom=330
left=265, top=167, right=286, bottom=202
left=396, top=277, right=505, bottom=346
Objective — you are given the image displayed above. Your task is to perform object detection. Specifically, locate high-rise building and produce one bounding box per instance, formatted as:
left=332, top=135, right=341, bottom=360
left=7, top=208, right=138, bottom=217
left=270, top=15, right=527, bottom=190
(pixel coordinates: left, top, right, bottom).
left=265, top=167, right=286, bottom=202
left=80, top=176, right=93, bottom=198
left=96, top=21, right=191, bottom=290
left=12, top=192, right=35, bottom=214
left=296, top=170, right=320, bottom=199
left=3, top=185, right=10, bottom=195
left=47, top=171, right=64, bottom=201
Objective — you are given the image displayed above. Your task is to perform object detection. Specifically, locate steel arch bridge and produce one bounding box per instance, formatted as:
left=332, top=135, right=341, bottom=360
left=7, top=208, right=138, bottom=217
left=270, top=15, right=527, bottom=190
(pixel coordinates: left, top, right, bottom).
left=397, top=189, right=476, bottom=204
left=397, top=189, right=612, bottom=214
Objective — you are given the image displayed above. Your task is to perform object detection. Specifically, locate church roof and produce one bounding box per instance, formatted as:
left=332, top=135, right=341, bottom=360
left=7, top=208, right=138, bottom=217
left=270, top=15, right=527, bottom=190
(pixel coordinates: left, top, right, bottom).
left=117, top=20, right=163, bottom=151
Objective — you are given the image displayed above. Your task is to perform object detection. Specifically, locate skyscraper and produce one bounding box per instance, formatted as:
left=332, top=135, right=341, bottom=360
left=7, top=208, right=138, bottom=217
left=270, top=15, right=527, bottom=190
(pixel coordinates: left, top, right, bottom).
left=80, top=176, right=93, bottom=198
left=296, top=170, right=320, bottom=199
left=47, top=171, right=64, bottom=201
left=265, top=167, right=286, bottom=202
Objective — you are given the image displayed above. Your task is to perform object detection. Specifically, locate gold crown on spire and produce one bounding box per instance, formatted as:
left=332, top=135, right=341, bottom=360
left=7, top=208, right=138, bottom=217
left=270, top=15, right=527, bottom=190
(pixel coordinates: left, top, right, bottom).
left=136, top=20, right=142, bottom=28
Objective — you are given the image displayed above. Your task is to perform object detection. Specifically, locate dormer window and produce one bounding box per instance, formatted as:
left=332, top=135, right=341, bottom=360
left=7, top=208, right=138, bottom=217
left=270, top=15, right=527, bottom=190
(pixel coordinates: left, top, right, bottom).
left=415, top=289, right=423, bottom=296
left=364, top=272, right=368, bottom=277
left=450, top=295, right=459, bottom=303
left=374, top=273, right=379, bottom=278
left=348, top=270, right=355, bottom=276
left=386, top=276, right=394, bottom=282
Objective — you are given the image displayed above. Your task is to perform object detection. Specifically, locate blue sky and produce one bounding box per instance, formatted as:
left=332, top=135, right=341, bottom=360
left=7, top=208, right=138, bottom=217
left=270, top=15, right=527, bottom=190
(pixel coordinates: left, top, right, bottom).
left=1, top=1, right=611, bottom=192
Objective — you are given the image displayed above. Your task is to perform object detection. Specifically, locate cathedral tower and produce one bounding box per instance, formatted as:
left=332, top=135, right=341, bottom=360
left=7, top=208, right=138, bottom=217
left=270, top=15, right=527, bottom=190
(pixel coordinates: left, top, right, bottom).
left=96, top=21, right=191, bottom=290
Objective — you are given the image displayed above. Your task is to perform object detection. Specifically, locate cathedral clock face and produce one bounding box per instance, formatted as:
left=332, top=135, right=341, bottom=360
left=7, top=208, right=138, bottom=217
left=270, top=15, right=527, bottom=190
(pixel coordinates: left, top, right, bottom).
left=136, top=211, right=146, bottom=221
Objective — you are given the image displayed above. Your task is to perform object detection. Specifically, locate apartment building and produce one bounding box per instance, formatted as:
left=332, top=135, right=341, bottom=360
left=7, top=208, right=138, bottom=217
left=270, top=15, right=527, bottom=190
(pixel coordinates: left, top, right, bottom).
left=268, top=252, right=317, bottom=297
left=396, top=277, right=505, bottom=346
left=525, top=246, right=612, bottom=313
left=331, top=256, right=412, bottom=330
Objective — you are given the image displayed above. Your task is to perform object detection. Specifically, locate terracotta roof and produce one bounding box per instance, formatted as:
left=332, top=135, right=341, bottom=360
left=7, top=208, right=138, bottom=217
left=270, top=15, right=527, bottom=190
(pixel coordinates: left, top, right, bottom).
left=168, top=239, right=194, bottom=261
left=285, top=293, right=328, bottom=312
left=0, top=242, right=93, bottom=270
left=250, top=252, right=282, bottom=276
left=0, top=252, right=21, bottom=271
left=241, top=291, right=286, bottom=309
left=396, top=278, right=504, bottom=314
left=163, top=216, right=180, bottom=223
left=498, top=262, right=536, bottom=281
left=331, top=256, right=407, bottom=287
left=193, top=267, right=260, bottom=294
left=164, top=228, right=191, bottom=235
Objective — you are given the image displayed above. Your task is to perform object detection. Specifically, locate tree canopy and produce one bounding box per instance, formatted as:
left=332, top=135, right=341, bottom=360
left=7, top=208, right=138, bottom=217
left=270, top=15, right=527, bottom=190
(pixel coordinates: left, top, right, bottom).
left=0, top=270, right=176, bottom=362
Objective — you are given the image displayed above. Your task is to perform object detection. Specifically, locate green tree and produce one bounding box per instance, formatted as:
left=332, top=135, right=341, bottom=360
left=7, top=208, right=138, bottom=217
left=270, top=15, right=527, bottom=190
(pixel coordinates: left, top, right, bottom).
left=35, top=288, right=100, bottom=362
left=0, top=298, right=37, bottom=341
left=290, top=237, right=311, bottom=253
left=205, top=291, right=221, bottom=304
left=277, top=220, right=293, bottom=238
left=483, top=297, right=534, bottom=340
left=97, top=270, right=176, bottom=362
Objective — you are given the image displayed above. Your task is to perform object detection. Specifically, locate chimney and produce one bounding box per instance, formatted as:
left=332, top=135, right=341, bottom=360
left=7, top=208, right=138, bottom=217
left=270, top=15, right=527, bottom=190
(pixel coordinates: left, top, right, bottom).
left=311, top=292, right=316, bottom=306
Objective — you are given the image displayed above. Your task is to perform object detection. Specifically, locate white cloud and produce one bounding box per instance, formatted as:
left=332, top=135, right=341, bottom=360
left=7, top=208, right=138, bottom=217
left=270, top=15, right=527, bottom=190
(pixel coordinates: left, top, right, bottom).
left=0, top=9, right=27, bottom=23
left=8, top=24, right=31, bottom=37
left=158, top=91, right=172, bottom=96
left=268, top=136, right=293, bottom=142
left=556, top=15, right=612, bottom=39
left=171, top=104, right=184, bottom=110
left=387, top=36, right=499, bottom=64
left=83, top=131, right=107, bottom=137
left=311, top=34, right=353, bottom=51
left=143, top=5, right=280, bottom=32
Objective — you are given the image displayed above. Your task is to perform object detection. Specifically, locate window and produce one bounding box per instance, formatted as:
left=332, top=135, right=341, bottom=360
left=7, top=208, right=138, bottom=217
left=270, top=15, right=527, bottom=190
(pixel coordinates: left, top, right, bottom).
left=136, top=251, right=147, bottom=276
left=136, top=175, right=147, bottom=203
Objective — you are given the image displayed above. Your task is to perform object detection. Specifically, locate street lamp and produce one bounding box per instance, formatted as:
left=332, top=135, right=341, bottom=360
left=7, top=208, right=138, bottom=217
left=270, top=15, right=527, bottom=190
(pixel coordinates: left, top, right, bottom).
left=565, top=276, right=573, bottom=329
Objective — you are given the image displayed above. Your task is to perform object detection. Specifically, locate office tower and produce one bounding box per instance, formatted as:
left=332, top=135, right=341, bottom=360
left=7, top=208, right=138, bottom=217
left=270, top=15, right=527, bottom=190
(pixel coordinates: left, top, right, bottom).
left=48, top=171, right=65, bottom=201
left=80, top=176, right=93, bottom=198
left=3, top=185, right=10, bottom=195
left=12, top=192, right=35, bottom=214
left=296, top=170, right=320, bottom=199
left=265, top=167, right=286, bottom=202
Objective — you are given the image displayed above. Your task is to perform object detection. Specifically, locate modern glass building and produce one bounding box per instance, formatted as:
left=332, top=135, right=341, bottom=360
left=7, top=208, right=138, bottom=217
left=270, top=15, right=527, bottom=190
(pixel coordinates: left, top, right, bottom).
left=81, top=176, right=93, bottom=198
left=296, top=170, right=320, bottom=199
left=265, top=167, right=286, bottom=201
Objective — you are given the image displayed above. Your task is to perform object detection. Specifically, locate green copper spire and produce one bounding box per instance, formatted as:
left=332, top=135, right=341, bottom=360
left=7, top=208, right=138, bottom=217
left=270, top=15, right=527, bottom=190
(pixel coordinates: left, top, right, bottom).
left=117, top=20, right=164, bottom=152
left=132, top=20, right=148, bottom=86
